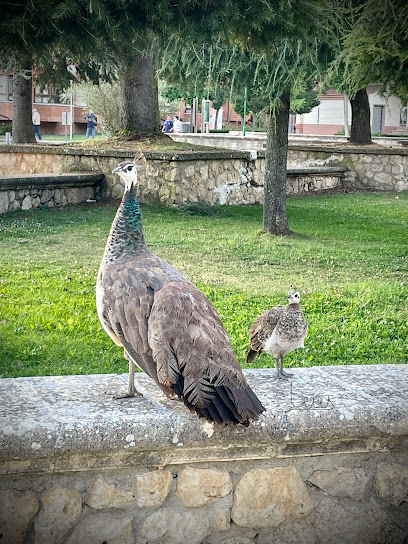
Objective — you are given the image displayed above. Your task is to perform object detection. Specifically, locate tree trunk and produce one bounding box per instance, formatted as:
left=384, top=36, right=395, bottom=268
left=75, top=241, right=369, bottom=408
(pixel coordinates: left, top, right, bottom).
left=122, top=54, right=160, bottom=136
left=349, top=88, right=372, bottom=145
left=12, top=68, right=36, bottom=144
left=263, top=93, right=291, bottom=235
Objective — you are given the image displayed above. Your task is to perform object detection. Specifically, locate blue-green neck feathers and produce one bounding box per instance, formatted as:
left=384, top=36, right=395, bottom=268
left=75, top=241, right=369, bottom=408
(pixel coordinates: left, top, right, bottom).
left=104, top=187, right=145, bottom=261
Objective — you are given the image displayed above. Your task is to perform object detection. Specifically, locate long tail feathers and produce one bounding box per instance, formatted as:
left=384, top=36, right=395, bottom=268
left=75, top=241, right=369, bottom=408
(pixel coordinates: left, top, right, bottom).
left=176, top=380, right=265, bottom=427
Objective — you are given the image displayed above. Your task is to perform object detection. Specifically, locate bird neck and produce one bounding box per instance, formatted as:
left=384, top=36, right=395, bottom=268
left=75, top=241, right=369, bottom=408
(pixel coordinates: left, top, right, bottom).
left=104, top=187, right=145, bottom=261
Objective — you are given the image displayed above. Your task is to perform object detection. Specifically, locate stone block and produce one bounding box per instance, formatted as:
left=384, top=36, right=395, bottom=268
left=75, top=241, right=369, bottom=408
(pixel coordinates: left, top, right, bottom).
left=312, top=496, right=400, bottom=544
left=86, top=477, right=135, bottom=509
left=40, top=189, right=52, bottom=204
left=176, top=466, right=233, bottom=507
left=21, top=195, right=32, bottom=211
left=65, top=514, right=133, bottom=544
left=0, top=489, right=39, bottom=544
left=184, top=164, right=196, bottom=177
left=137, top=508, right=210, bottom=544
left=375, top=462, right=408, bottom=506
left=199, top=164, right=209, bottom=178
left=213, top=508, right=231, bottom=532
left=374, top=172, right=392, bottom=186
left=164, top=168, right=178, bottom=182
left=111, top=182, right=124, bottom=200
left=231, top=467, right=313, bottom=528
left=307, top=467, right=369, bottom=500
left=54, top=189, right=62, bottom=204
left=10, top=199, right=21, bottom=211
left=66, top=188, right=85, bottom=204
left=0, top=192, right=9, bottom=214
left=34, top=486, right=82, bottom=544
left=136, top=470, right=173, bottom=508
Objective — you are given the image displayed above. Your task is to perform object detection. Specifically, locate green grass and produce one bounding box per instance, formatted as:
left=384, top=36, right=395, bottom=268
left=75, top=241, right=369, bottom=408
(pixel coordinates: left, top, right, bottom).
left=0, top=192, right=407, bottom=378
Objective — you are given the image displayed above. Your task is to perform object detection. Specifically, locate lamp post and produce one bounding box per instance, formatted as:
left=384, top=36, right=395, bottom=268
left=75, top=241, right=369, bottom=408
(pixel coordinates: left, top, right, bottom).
left=243, top=87, right=247, bottom=137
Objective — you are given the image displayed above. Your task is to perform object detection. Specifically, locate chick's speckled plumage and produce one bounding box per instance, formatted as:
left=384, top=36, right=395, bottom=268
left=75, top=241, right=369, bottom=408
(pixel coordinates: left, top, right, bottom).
left=246, top=290, right=308, bottom=379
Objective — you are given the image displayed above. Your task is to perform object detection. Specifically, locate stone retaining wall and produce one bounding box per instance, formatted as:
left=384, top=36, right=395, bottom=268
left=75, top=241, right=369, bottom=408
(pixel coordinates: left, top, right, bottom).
left=0, top=174, right=103, bottom=213
left=1, top=365, right=407, bottom=544
left=171, top=137, right=408, bottom=193
left=0, top=143, right=406, bottom=213
left=0, top=146, right=345, bottom=209
left=287, top=145, right=408, bottom=192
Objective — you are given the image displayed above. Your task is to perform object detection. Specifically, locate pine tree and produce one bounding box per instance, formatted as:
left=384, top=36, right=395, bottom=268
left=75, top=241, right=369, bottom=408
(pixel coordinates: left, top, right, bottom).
left=156, top=38, right=327, bottom=235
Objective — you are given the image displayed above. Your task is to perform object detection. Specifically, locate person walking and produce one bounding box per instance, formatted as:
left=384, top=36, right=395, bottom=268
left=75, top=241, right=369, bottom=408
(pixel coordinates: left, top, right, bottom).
left=162, top=115, right=174, bottom=134
left=84, top=112, right=98, bottom=139
left=173, top=115, right=181, bottom=133
left=32, top=108, right=42, bottom=140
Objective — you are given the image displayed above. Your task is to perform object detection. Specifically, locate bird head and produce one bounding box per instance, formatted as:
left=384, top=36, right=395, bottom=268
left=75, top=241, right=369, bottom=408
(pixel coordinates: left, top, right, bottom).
left=112, top=160, right=139, bottom=192
left=287, top=290, right=301, bottom=304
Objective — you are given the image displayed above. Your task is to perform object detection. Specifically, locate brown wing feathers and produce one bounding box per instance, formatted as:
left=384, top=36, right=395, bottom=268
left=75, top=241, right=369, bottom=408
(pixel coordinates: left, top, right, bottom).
left=147, top=281, right=265, bottom=425
left=99, top=163, right=265, bottom=426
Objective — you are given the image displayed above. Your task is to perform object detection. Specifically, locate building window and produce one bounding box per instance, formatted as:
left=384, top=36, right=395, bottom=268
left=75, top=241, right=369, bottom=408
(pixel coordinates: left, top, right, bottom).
left=35, top=86, right=66, bottom=104
left=0, top=74, right=13, bottom=101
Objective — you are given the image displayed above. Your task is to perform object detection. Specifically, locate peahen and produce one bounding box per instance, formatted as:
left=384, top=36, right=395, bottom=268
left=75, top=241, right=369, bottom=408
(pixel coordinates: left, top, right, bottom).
left=96, top=159, right=265, bottom=426
left=246, top=290, right=308, bottom=379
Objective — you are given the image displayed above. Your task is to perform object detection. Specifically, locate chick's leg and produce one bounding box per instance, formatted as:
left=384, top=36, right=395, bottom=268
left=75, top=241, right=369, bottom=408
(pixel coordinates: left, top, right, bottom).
left=279, top=355, right=293, bottom=379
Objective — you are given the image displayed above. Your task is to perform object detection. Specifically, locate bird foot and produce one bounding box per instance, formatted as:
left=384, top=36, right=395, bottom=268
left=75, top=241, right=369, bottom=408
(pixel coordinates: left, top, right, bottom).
left=274, top=371, right=293, bottom=380
left=112, top=390, right=143, bottom=400
left=166, top=391, right=180, bottom=401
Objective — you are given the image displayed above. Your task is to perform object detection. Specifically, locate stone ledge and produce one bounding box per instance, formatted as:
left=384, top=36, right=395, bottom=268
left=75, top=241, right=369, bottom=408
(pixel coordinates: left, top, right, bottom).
left=0, top=172, right=104, bottom=190
left=0, top=144, right=252, bottom=161
left=1, top=365, right=407, bottom=475
left=286, top=166, right=347, bottom=176
left=287, top=143, right=408, bottom=156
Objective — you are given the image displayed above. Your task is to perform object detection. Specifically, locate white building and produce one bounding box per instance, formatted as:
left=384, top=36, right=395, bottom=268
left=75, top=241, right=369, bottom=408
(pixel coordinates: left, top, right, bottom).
left=295, top=85, right=408, bottom=136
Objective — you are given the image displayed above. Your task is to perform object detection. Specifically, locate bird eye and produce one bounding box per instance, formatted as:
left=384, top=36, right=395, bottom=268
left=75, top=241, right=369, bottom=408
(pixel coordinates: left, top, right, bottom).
left=127, top=166, right=133, bottom=171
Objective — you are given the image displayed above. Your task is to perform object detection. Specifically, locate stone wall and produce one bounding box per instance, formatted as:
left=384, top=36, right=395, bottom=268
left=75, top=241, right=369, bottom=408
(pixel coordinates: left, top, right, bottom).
left=171, top=137, right=408, bottom=193
left=0, top=174, right=103, bottom=213
left=0, top=146, right=345, bottom=209
left=0, top=143, right=407, bottom=213
left=287, top=145, right=408, bottom=192
left=1, top=365, right=407, bottom=544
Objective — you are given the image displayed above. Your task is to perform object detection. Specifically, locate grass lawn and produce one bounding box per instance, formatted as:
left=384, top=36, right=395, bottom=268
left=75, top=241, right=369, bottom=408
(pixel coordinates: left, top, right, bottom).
left=0, top=192, right=407, bottom=378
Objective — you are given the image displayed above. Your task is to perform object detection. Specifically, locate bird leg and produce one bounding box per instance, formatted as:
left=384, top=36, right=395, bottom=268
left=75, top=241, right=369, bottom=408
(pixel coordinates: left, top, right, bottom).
left=274, top=356, right=292, bottom=380
left=279, top=355, right=293, bottom=379
left=113, top=355, right=143, bottom=399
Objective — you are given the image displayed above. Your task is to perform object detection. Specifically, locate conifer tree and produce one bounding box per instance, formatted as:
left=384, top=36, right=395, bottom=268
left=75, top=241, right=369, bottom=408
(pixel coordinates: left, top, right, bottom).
left=156, top=39, right=326, bottom=235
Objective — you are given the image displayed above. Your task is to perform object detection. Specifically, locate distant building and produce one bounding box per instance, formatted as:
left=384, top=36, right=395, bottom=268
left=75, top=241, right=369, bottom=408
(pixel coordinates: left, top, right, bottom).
left=295, top=86, right=408, bottom=136
left=0, top=71, right=89, bottom=135
left=176, top=100, right=249, bottom=130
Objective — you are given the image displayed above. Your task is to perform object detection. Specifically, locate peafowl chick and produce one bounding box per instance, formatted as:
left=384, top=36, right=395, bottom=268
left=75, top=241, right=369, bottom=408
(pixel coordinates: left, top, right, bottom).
left=246, top=290, right=308, bottom=379
left=96, top=159, right=265, bottom=426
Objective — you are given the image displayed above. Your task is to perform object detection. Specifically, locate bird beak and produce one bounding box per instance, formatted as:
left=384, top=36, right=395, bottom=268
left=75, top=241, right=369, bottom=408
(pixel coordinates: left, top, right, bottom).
left=112, top=166, right=122, bottom=174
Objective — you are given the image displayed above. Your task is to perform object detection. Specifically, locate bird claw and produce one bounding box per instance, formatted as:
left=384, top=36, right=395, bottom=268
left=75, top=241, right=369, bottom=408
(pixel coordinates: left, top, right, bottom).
left=112, top=390, right=143, bottom=399
left=274, top=371, right=293, bottom=380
